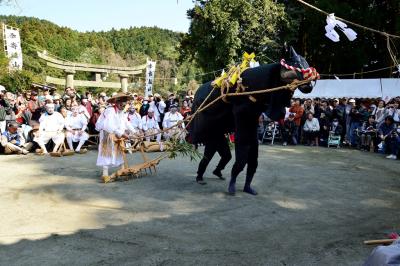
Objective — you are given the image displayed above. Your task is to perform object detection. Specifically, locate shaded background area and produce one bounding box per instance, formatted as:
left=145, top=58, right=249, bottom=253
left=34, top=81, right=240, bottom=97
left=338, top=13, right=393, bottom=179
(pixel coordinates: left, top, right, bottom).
left=0, top=146, right=399, bottom=265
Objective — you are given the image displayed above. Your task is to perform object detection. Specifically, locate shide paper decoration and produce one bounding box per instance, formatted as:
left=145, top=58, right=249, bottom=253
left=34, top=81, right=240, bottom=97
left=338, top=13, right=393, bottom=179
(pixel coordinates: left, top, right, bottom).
left=325, top=13, right=357, bottom=42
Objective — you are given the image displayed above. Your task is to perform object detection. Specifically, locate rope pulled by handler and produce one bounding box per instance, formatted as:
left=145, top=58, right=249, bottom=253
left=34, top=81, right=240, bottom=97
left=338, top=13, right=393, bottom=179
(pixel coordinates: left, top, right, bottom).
left=96, top=55, right=319, bottom=184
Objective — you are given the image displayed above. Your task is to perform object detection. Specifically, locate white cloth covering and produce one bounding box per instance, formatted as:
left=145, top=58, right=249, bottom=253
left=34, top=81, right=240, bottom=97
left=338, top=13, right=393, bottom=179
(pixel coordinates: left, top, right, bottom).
left=95, top=106, right=134, bottom=167
left=35, top=112, right=65, bottom=145
left=78, top=105, right=90, bottom=121
left=141, top=115, right=159, bottom=131
left=128, top=112, right=142, bottom=133
left=162, top=112, right=184, bottom=128
left=149, top=101, right=166, bottom=122
left=141, top=115, right=161, bottom=142
left=162, top=111, right=186, bottom=140
left=65, top=114, right=89, bottom=142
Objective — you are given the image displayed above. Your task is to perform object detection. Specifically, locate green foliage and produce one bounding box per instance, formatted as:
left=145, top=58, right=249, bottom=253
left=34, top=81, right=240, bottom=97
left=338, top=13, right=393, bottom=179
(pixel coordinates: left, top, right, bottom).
left=0, top=15, right=200, bottom=93
left=181, top=0, right=399, bottom=79
left=0, top=69, right=41, bottom=92
left=0, top=51, right=9, bottom=77
left=181, top=0, right=290, bottom=74
left=100, top=27, right=182, bottom=61
left=166, top=139, right=202, bottom=161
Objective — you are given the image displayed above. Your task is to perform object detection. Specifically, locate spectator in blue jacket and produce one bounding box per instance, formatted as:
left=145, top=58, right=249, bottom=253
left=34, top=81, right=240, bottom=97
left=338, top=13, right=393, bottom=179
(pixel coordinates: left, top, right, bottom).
left=1, top=121, right=30, bottom=154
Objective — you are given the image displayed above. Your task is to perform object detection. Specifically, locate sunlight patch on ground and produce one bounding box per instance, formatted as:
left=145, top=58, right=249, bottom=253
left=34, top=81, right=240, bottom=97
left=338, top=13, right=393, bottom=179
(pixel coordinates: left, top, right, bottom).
left=266, top=147, right=305, bottom=154
left=360, top=198, right=394, bottom=209
left=329, top=160, right=347, bottom=166
left=381, top=189, right=400, bottom=195
left=273, top=200, right=308, bottom=210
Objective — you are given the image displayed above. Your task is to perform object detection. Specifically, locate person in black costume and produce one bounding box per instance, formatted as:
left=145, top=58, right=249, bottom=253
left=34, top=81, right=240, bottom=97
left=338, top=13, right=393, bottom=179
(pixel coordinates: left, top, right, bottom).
left=196, top=133, right=232, bottom=185
left=190, top=45, right=318, bottom=196
left=228, top=101, right=263, bottom=195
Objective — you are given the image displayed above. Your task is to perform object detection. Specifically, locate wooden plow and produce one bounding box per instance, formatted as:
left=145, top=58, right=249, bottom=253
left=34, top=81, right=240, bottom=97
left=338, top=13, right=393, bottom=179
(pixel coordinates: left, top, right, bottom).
left=104, top=139, right=168, bottom=183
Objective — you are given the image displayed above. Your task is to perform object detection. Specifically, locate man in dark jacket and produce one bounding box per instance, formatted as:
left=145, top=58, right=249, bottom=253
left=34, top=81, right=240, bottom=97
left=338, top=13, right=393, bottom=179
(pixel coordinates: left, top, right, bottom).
left=139, top=97, right=150, bottom=117
left=0, top=89, right=10, bottom=133
left=318, top=112, right=331, bottom=145
left=349, top=101, right=366, bottom=146
left=282, top=113, right=297, bottom=145
left=330, top=118, right=343, bottom=136
left=378, top=116, right=396, bottom=157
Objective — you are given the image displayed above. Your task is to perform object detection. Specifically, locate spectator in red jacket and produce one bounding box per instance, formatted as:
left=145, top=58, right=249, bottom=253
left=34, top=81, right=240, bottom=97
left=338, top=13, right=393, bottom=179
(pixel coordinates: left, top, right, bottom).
left=288, top=99, right=304, bottom=142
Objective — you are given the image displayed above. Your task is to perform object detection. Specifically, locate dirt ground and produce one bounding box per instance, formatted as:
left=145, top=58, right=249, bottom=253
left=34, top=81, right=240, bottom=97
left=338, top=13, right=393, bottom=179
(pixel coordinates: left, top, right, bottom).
left=0, top=145, right=399, bottom=266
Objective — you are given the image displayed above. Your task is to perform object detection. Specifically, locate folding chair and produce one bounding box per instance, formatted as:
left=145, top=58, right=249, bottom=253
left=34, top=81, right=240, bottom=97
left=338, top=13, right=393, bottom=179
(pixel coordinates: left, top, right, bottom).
left=262, top=121, right=281, bottom=145
left=327, top=132, right=341, bottom=148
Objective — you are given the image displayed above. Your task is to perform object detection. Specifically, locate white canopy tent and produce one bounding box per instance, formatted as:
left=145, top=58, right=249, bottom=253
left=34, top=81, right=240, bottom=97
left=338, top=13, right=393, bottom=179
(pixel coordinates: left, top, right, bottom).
left=293, top=78, right=400, bottom=99
left=381, top=78, right=400, bottom=100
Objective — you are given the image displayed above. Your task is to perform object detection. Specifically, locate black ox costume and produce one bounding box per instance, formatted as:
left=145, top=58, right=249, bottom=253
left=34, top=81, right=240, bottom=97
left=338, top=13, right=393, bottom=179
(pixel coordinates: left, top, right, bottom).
left=190, top=46, right=319, bottom=195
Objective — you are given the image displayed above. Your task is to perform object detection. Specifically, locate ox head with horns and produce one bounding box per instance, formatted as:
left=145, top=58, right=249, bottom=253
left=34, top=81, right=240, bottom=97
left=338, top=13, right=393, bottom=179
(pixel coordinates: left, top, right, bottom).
left=280, top=45, right=319, bottom=93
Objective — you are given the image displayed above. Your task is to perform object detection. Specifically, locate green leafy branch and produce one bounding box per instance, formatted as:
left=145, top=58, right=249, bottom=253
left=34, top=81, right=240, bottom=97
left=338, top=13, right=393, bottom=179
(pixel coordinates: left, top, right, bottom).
left=165, top=138, right=202, bottom=161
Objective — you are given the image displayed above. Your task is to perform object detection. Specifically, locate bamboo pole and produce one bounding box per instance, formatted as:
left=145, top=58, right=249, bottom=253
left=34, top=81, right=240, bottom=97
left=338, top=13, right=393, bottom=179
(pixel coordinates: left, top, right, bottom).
left=364, top=239, right=396, bottom=245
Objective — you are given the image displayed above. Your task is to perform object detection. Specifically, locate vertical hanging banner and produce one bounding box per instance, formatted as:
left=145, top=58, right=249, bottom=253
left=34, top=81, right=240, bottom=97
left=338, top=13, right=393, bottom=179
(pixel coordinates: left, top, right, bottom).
left=2, top=23, right=23, bottom=70
left=145, top=59, right=156, bottom=97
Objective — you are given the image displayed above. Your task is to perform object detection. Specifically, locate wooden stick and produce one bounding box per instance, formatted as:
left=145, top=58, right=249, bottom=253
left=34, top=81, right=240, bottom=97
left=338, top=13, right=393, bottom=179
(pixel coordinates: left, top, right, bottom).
left=140, top=146, right=150, bottom=162
left=364, top=239, right=396, bottom=245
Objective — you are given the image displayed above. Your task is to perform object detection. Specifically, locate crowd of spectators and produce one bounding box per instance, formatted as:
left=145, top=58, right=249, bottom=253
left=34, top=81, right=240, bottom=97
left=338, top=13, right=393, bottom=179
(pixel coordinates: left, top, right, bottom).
left=1, top=84, right=400, bottom=161
left=0, top=85, right=194, bottom=155
left=258, top=97, right=400, bottom=160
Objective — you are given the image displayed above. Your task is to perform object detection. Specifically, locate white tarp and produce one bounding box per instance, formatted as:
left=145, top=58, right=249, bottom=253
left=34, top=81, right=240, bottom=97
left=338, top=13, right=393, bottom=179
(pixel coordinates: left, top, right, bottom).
left=381, top=78, right=400, bottom=101
left=3, top=24, right=23, bottom=70
left=294, top=79, right=385, bottom=98
left=144, top=59, right=156, bottom=97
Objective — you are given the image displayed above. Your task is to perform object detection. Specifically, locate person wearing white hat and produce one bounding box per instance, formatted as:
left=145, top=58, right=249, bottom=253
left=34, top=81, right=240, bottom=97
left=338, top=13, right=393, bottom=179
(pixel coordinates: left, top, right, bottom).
left=141, top=108, right=161, bottom=142
left=127, top=104, right=143, bottom=136
left=162, top=103, right=186, bottom=141
left=53, top=94, right=62, bottom=112
left=65, top=106, right=89, bottom=153
left=35, top=103, right=65, bottom=154
left=149, top=93, right=166, bottom=128
left=95, top=93, right=136, bottom=182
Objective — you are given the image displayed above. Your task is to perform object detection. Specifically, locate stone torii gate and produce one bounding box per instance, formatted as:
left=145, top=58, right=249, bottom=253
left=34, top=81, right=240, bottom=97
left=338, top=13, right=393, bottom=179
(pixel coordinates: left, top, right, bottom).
left=37, top=51, right=146, bottom=92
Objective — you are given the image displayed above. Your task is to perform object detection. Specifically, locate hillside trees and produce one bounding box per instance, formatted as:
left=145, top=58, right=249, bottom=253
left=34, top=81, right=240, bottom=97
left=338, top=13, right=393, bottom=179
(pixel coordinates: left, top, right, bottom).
left=0, top=15, right=196, bottom=93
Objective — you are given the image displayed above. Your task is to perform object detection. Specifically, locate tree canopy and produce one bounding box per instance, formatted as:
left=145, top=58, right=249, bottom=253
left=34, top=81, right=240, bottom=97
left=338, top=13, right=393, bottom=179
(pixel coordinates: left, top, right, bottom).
left=283, top=0, right=400, bottom=78
left=181, top=0, right=291, bottom=74
left=181, top=0, right=400, bottom=79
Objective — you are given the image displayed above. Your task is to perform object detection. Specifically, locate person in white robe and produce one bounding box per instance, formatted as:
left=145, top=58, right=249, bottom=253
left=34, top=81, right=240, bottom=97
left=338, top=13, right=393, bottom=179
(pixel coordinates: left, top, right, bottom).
left=127, top=105, right=143, bottom=136
left=149, top=93, right=166, bottom=128
left=141, top=108, right=161, bottom=142
left=125, top=105, right=144, bottom=153
left=95, top=93, right=135, bottom=182
left=163, top=104, right=186, bottom=141
left=65, top=106, right=89, bottom=153
left=35, top=103, right=65, bottom=154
